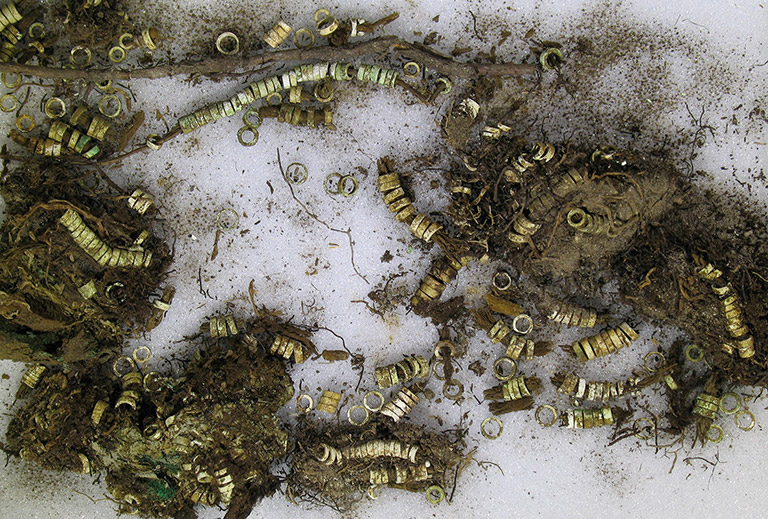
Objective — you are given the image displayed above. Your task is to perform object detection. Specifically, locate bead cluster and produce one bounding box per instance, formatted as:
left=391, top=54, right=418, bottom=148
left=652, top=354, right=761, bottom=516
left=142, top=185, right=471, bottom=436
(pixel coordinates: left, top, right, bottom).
left=380, top=386, right=419, bottom=423
left=547, top=300, right=598, bottom=328
left=270, top=334, right=310, bottom=363
left=571, top=322, right=639, bottom=362
left=374, top=355, right=429, bottom=389
left=696, top=262, right=755, bottom=358
left=564, top=407, right=615, bottom=428
left=59, top=209, right=153, bottom=268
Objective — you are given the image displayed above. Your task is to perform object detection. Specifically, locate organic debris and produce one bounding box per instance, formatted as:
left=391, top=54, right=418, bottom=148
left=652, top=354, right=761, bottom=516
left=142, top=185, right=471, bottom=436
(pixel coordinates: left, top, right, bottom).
left=0, top=161, right=171, bottom=364
left=288, top=419, right=465, bottom=510
left=417, top=124, right=768, bottom=441
left=6, top=323, right=295, bottom=519
left=0, top=1, right=766, bottom=518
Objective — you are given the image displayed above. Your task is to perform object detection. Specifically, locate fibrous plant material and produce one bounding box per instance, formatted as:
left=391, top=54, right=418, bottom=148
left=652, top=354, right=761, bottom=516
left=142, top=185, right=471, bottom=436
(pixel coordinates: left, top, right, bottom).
left=443, top=97, right=480, bottom=150
left=487, top=398, right=535, bottom=416
left=288, top=419, right=465, bottom=511
left=615, top=192, right=768, bottom=395
left=441, top=117, right=767, bottom=440
left=485, top=376, right=541, bottom=416
left=445, top=137, right=680, bottom=278
left=0, top=1, right=766, bottom=515
left=6, top=329, right=294, bottom=519
left=484, top=292, right=523, bottom=316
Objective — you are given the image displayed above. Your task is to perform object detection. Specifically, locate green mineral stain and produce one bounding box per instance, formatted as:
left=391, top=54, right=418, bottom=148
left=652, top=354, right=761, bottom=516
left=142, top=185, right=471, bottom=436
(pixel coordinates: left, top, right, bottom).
left=147, top=479, right=177, bottom=501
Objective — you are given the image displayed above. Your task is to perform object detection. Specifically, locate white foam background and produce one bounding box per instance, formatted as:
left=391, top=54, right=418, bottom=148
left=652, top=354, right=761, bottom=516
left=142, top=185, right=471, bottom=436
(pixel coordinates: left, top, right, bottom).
left=1, top=0, right=767, bottom=518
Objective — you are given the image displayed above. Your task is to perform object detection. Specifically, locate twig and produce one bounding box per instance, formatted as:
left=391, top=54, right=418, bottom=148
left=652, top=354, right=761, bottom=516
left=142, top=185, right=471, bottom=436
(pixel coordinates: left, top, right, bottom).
left=197, top=267, right=212, bottom=298
left=72, top=489, right=107, bottom=504
left=0, top=39, right=534, bottom=168
left=475, top=459, right=504, bottom=475
left=209, top=229, right=221, bottom=261
left=312, top=325, right=351, bottom=354
left=0, top=36, right=536, bottom=82
left=683, top=456, right=716, bottom=466
left=351, top=299, right=384, bottom=318
left=468, top=11, right=483, bottom=41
